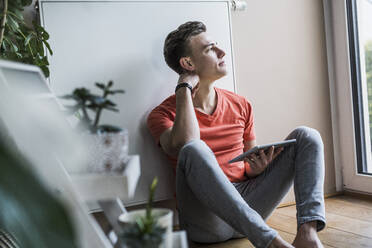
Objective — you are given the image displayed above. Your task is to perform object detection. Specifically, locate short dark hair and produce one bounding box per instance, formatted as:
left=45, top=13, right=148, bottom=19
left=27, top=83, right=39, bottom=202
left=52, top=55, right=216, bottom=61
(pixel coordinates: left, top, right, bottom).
left=163, top=21, right=206, bottom=74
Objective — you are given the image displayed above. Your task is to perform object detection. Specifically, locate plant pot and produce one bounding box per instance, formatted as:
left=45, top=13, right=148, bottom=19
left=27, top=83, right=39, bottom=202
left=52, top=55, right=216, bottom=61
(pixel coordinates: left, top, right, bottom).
left=118, top=208, right=173, bottom=248
left=82, top=129, right=129, bottom=172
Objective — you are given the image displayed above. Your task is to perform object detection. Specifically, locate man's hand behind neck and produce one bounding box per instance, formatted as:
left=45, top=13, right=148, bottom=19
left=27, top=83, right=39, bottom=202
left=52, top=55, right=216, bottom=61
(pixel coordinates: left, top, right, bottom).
left=178, top=72, right=200, bottom=98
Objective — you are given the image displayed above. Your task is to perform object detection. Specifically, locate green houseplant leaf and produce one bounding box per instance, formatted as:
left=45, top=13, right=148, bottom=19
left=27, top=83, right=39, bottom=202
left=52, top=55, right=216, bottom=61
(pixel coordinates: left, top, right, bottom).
left=119, top=177, right=167, bottom=248
left=62, top=81, right=125, bottom=133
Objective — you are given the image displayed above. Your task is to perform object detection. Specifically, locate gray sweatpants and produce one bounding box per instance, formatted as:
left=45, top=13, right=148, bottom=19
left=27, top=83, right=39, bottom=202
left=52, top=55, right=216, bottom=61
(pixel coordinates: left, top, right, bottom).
left=176, top=126, right=326, bottom=248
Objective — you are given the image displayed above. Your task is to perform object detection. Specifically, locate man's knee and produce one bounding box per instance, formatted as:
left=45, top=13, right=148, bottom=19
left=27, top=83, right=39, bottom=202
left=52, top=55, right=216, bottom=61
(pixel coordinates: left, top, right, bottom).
left=289, top=126, right=325, bottom=174
left=290, top=126, right=324, bottom=149
left=177, top=139, right=214, bottom=172
left=177, top=138, right=222, bottom=180
left=178, top=139, right=213, bottom=160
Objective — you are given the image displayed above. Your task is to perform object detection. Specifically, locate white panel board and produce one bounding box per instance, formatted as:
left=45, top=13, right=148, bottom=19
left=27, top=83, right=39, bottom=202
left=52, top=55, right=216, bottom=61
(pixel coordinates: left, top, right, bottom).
left=39, top=0, right=236, bottom=205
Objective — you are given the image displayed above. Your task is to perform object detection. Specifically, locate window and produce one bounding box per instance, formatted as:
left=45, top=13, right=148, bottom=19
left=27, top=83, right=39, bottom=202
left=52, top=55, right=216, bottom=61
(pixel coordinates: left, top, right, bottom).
left=347, top=0, right=372, bottom=174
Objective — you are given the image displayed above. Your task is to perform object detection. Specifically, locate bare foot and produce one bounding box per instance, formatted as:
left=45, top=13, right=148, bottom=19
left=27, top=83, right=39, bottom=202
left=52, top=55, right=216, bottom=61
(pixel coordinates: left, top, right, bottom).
left=292, top=222, right=323, bottom=248
left=292, top=234, right=323, bottom=248
left=268, top=234, right=294, bottom=248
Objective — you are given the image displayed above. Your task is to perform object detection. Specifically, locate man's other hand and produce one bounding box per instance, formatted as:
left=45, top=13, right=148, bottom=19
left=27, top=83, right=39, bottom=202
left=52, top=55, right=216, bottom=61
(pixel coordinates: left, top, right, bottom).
left=177, top=73, right=200, bottom=98
left=244, top=146, right=284, bottom=177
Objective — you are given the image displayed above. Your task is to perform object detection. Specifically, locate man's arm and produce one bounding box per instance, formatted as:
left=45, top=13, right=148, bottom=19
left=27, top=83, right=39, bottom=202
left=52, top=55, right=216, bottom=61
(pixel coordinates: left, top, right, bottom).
left=243, top=140, right=257, bottom=152
left=159, top=74, right=200, bottom=157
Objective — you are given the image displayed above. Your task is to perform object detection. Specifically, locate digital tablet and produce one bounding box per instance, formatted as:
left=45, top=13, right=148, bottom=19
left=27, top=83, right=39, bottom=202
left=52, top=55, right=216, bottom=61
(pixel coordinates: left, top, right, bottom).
left=228, top=139, right=297, bottom=163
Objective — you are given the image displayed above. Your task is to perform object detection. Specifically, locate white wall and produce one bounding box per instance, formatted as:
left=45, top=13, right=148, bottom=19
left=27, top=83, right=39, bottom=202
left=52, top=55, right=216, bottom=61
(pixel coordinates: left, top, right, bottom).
left=231, top=0, right=336, bottom=198
left=24, top=0, right=336, bottom=201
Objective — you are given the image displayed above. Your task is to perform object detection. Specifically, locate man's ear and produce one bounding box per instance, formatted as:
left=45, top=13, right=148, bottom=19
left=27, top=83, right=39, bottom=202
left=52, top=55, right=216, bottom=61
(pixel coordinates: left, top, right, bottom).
left=179, top=57, right=195, bottom=72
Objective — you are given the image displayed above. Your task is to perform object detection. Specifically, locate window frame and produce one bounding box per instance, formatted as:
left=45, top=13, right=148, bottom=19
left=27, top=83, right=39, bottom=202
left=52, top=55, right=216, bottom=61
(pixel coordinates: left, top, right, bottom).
left=346, top=0, right=372, bottom=175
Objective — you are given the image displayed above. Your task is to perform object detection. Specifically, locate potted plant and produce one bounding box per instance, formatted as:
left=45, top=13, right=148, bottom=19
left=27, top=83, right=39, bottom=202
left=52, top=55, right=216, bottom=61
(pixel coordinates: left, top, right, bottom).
left=62, top=80, right=129, bottom=172
left=118, top=177, right=172, bottom=248
left=0, top=0, right=53, bottom=77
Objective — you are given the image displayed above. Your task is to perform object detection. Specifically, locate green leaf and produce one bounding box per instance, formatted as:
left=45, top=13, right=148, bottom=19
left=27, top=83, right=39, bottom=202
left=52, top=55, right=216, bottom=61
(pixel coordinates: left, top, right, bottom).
left=38, top=26, right=50, bottom=40
left=36, top=41, right=45, bottom=57
left=6, top=15, right=20, bottom=32
left=107, top=89, right=125, bottom=95
left=42, top=31, right=50, bottom=41
left=72, top=88, right=91, bottom=100
left=33, top=21, right=43, bottom=33
left=96, top=125, right=122, bottom=133
left=60, top=94, right=79, bottom=100
left=9, top=41, right=19, bottom=53
left=95, top=82, right=105, bottom=90
left=86, top=104, right=98, bottom=111
left=41, top=55, right=49, bottom=65
left=2, top=38, right=10, bottom=52
left=104, top=99, right=116, bottom=106
left=13, top=9, right=24, bottom=21
left=151, top=177, right=158, bottom=192
left=7, top=10, right=24, bottom=23
left=34, top=24, right=50, bottom=40
left=24, top=33, right=33, bottom=46
left=42, top=40, right=53, bottom=55
left=104, top=107, right=119, bottom=112
left=40, top=65, right=50, bottom=78
left=136, top=217, right=145, bottom=231
left=108, top=80, right=113, bottom=87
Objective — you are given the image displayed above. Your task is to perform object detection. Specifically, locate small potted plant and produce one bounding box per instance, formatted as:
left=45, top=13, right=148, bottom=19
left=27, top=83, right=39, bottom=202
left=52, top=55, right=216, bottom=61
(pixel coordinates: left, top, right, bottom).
left=62, top=80, right=128, bottom=172
left=118, top=177, right=173, bottom=248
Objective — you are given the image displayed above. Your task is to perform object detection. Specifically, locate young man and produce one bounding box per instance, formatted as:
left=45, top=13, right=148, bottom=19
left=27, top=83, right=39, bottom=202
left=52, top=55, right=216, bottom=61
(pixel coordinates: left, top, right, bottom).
left=147, top=21, right=326, bottom=248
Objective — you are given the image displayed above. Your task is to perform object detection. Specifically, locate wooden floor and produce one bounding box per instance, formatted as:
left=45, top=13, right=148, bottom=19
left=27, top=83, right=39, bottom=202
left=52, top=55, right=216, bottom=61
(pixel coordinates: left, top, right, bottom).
left=188, top=195, right=372, bottom=248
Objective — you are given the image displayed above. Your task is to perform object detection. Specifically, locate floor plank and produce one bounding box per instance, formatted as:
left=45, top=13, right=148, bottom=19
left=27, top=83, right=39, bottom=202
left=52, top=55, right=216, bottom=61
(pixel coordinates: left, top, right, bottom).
left=267, top=211, right=372, bottom=248
left=324, top=198, right=372, bottom=222
left=266, top=212, right=297, bottom=233
left=336, top=195, right=372, bottom=210
left=325, top=213, right=372, bottom=239
left=275, top=204, right=372, bottom=239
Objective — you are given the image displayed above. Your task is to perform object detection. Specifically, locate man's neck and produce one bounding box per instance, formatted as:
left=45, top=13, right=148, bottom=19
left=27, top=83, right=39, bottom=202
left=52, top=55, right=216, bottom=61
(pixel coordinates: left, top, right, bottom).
left=193, top=81, right=217, bottom=114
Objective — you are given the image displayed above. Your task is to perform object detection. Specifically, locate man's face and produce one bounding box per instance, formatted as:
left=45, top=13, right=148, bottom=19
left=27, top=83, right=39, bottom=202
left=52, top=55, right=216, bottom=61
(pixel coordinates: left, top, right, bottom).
left=187, top=32, right=227, bottom=81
